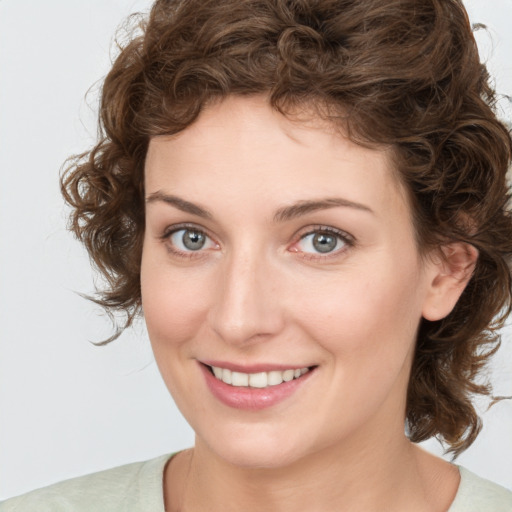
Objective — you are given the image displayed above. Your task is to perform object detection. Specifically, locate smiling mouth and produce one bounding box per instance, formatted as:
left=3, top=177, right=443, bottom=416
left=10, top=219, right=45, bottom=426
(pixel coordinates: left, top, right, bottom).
left=205, top=364, right=314, bottom=388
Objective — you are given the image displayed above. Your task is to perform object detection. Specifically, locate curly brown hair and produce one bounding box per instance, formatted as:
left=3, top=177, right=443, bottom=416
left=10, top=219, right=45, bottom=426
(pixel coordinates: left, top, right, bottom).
left=61, top=0, right=512, bottom=456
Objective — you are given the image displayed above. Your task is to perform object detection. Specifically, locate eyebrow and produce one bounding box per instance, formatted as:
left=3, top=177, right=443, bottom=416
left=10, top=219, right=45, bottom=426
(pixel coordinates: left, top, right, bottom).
left=146, top=191, right=213, bottom=219
left=273, top=198, right=374, bottom=222
left=145, top=191, right=373, bottom=222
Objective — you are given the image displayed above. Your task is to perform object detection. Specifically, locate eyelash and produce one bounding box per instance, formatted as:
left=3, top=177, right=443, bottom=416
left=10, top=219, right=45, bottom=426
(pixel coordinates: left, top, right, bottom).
left=160, top=223, right=217, bottom=260
left=292, top=225, right=355, bottom=261
left=160, top=223, right=355, bottom=260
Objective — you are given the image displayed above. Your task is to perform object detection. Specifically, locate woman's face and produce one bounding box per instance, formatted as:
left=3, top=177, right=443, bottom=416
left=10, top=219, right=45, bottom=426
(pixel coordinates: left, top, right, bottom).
left=141, top=95, right=440, bottom=468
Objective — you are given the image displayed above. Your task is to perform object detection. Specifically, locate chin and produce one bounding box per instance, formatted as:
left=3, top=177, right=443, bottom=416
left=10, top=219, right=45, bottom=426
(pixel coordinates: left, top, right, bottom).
left=199, top=427, right=308, bottom=469
left=218, top=446, right=302, bottom=470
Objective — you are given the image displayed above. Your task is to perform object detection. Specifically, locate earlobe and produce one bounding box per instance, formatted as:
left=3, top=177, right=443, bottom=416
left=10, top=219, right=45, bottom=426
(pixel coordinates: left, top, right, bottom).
left=422, top=243, right=479, bottom=322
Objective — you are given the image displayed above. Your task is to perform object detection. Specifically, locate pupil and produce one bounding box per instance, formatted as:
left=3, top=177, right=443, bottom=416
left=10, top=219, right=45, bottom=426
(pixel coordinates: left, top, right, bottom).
left=313, top=233, right=337, bottom=253
left=183, top=230, right=205, bottom=250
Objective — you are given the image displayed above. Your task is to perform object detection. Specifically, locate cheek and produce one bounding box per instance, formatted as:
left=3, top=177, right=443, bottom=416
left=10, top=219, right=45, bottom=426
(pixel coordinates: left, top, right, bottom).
left=292, top=262, right=425, bottom=431
left=296, top=256, right=425, bottom=367
left=140, top=249, right=211, bottom=346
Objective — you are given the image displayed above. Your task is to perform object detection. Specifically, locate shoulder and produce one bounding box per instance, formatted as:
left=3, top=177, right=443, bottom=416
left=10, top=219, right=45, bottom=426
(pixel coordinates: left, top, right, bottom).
left=449, top=466, right=512, bottom=512
left=0, top=453, right=173, bottom=512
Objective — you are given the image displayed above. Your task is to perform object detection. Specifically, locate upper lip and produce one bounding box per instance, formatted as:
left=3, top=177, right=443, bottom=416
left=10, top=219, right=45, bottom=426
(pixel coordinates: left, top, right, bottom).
left=200, top=360, right=314, bottom=373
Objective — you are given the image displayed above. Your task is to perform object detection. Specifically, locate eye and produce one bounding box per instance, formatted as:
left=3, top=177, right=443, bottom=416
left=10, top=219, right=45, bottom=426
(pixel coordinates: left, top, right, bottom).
left=292, top=228, right=353, bottom=256
left=167, top=228, right=217, bottom=253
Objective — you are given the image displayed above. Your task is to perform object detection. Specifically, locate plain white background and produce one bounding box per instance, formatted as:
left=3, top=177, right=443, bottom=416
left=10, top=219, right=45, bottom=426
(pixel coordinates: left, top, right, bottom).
left=0, top=0, right=511, bottom=500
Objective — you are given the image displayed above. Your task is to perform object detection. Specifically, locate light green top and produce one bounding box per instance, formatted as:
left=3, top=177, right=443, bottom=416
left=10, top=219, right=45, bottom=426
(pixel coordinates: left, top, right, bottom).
left=1, top=454, right=511, bottom=511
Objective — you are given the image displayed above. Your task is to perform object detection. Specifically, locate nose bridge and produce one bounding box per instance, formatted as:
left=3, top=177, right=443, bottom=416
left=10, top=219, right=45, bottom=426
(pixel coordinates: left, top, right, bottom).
left=208, top=242, right=283, bottom=345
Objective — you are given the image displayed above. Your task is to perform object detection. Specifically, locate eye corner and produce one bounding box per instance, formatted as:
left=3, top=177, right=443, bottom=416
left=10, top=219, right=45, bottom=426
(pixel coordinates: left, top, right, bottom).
left=160, top=224, right=220, bottom=259
left=288, top=225, right=355, bottom=260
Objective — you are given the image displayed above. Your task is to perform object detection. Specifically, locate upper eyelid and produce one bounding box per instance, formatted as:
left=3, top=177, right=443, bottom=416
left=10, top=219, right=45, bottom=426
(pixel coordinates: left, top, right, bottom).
left=160, top=224, right=218, bottom=252
left=161, top=223, right=212, bottom=239
left=160, top=223, right=355, bottom=252
left=295, top=225, right=355, bottom=243
left=162, top=225, right=218, bottom=257
left=161, top=223, right=353, bottom=237
left=290, top=228, right=355, bottom=262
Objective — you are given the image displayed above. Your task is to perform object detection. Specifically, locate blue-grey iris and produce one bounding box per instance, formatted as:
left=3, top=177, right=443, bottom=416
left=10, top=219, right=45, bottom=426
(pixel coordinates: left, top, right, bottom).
left=313, top=233, right=337, bottom=253
left=183, top=230, right=206, bottom=250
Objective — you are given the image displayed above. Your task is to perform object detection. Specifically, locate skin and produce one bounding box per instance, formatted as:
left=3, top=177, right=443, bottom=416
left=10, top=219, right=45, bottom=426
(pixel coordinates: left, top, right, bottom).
left=141, top=95, right=477, bottom=511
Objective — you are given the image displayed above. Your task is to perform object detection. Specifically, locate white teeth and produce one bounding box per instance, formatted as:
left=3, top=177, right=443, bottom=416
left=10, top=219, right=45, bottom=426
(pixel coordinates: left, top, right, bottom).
left=231, top=371, right=249, bottom=387
left=282, top=369, right=294, bottom=382
left=267, top=371, right=283, bottom=386
left=211, top=365, right=311, bottom=388
left=222, top=368, right=232, bottom=384
left=248, top=372, right=267, bottom=388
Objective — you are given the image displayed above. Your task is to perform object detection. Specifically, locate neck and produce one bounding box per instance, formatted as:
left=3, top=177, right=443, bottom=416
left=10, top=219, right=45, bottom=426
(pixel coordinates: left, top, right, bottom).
left=165, top=421, right=458, bottom=512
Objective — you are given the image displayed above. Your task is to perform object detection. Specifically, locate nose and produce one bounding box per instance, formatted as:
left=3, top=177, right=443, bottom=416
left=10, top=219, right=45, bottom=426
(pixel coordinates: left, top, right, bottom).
left=207, top=247, right=285, bottom=346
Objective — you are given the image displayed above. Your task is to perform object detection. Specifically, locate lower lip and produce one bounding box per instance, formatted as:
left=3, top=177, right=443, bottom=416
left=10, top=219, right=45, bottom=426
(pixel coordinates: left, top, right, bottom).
left=200, top=363, right=315, bottom=411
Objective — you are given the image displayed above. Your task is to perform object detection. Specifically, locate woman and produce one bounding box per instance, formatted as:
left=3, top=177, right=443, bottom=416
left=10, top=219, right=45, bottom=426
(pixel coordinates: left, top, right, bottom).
left=1, top=0, right=511, bottom=510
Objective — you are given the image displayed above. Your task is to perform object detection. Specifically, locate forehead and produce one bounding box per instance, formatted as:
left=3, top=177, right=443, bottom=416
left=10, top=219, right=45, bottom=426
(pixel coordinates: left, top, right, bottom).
left=145, top=95, right=409, bottom=220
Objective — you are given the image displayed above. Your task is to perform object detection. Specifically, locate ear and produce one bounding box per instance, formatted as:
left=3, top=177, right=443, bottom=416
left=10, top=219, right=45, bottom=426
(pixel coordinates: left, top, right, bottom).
left=422, top=242, right=478, bottom=321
